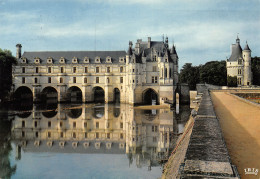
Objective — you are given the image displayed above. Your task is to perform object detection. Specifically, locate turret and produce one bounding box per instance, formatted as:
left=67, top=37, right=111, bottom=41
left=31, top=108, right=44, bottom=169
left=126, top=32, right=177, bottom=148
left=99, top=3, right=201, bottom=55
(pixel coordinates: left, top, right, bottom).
left=242, top=41, right=252, bottom=85
left=126, top=41, right=133, bottom=64
left=16, top=44, right=22, bottom=59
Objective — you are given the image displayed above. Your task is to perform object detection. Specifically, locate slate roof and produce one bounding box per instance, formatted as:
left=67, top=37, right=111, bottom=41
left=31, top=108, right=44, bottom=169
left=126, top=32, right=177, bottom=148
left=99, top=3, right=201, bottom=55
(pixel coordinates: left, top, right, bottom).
left=20, top=51, right=126, bottom=64
left=244, top=43, right=251, bottom=51
left=228, top=43, right=242, bottom=62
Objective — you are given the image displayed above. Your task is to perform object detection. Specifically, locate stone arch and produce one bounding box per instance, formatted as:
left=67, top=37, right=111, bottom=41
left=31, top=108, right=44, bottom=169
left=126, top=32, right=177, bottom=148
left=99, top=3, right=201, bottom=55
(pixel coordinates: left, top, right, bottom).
left=41, top=86, right=58, bottom=103
left=67, top=107, right=82, bottom=119
left=67, top=86, right=82, bottom=103
left=114, top=88, right=120, bottom=103
left=13, top=86, right=33, bottom=103
left=142, top=88, right=159, bottom=105
left=92, top=86, right=105, bottom=103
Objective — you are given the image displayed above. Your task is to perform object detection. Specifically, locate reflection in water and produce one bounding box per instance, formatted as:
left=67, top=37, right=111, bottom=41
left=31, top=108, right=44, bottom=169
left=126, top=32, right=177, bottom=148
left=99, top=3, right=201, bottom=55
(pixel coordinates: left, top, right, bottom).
left=0, top=113, right=16, bottom=178
left=0, top=103, right=190, bottom=178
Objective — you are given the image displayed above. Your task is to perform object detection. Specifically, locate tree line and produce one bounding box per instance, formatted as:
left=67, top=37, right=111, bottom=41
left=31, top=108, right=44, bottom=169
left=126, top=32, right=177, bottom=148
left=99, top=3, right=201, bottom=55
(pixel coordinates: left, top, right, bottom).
left=179, top=57, right=260, bottom=90
left=0, top=49, right=17, bottom=102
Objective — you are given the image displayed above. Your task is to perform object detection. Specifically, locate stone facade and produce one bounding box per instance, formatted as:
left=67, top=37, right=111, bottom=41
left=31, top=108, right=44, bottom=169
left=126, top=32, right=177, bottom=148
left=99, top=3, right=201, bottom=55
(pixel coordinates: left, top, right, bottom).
left=13, top=37, right=178, bottom=104
left=226, top=36, right=252, bottom=86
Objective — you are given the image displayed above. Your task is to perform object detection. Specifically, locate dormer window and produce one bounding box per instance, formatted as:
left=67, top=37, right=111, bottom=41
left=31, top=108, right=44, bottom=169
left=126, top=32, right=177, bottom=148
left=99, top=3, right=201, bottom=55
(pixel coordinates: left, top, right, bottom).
left=84, top=57, right=89, bottom=63
left=238, top=59, right=242, bottom=65
left=72, top=57, right=78, bottom=63
left=95, top=57, right=101, bottom=63
left=34, top=57, right=40, bottom=64
left=119, top=57, right=125, bottom=63
left=47, top=57, right=53, bottom=64
left=152, top=55, right=157, bottom=62
left=21, top=57, right=27, bottom=64
left=59, top=57, right=65, bottom=63
left=106, top=56, right=112, bottom=63
left=165, top=58, right=168, bottom=62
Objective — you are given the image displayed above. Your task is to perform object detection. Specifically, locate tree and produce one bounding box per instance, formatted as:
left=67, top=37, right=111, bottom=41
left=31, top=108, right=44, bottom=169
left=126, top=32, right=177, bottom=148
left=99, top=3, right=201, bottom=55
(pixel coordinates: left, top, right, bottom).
left=199, top=61, right=227, bottom=86
left=179, top=63, right=201, bottom=90
left=227, top=75, right=237, bottom=87
left=0, top=49, right=17, bottom=101
left=251, top=56, right=260, bottom=86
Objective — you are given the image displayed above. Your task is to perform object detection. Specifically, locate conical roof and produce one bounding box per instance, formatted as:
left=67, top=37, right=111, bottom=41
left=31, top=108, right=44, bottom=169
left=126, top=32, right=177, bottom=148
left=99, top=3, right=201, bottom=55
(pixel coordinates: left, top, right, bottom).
left=228, top=43, right=242, bottom=62
left=244, top=42, right=251, bottom=51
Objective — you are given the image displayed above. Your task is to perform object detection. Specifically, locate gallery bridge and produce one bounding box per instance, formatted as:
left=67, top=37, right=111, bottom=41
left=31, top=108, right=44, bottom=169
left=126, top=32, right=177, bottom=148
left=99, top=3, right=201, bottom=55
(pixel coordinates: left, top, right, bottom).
left=13, top=84, right=160, bottom=104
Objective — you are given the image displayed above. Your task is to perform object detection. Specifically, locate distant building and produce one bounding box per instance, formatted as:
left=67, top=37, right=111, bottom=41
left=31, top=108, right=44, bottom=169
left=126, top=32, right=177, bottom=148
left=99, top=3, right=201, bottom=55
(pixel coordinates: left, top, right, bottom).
left=226, top=36, right=252, bottom=86
left=13, top=37, right=179, bottom=104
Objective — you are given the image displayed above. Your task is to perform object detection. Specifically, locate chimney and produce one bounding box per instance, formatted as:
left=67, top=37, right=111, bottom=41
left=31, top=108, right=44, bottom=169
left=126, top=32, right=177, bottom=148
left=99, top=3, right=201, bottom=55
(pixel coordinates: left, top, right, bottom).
left=148, top=37, right=151, bottom=48
left=16, top=44, right=22, bottom=59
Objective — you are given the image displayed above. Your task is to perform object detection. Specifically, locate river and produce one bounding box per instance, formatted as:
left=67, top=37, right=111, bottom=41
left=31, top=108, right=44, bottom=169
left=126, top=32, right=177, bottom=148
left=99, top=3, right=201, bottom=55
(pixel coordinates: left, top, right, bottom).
left=0, top=103, right=190, bottom=179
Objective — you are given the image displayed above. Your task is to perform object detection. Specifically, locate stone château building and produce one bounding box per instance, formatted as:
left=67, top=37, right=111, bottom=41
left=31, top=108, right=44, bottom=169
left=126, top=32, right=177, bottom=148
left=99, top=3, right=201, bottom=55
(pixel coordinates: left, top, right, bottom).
left=13, top=37, right=179, bottom=104
left=226, top=36, right=252, bottom=86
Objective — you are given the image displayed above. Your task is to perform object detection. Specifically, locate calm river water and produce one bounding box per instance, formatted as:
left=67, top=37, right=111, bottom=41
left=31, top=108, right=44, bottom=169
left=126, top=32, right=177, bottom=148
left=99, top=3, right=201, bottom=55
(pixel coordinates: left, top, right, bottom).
left=0, top=103, right=190, bottom=179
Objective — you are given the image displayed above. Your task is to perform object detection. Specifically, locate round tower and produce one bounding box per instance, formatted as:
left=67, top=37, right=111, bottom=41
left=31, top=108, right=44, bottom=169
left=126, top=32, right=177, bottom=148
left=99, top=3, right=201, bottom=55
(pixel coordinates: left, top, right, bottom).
left=242, top=41, right=252, bottom=86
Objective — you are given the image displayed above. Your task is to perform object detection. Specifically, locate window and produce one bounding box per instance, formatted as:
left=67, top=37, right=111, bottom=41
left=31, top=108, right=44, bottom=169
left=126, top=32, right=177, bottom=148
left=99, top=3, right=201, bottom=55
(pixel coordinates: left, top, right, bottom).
left=165, top=68, right=168, bottom=78
left=84, top=132, right=88, bottom=138
left=96, top=77, right=99, bottom=83
left=96, top=122, right=99, bottom=129
left=238, top=78, right=242, bottom=85
left=107, top=67, right=110, bottom=73
left=238, top=59, right=242, bottom=65
left=22, top=121, right=25, bottom=127
left=153, top=55, right=157, bottom=61
left=34, top=121, right=38, bottom=128
left=73, top=132, right=76, bottom=138
left=96, top=67, right=99, bottom=73
left=107, top=77, right=110, bottom=83
left=120, top=77, right=123, bottom=83
left=60, top=67, right=64, bottom=73
left=48, top=132, right=51, bottom=138
left=84, top=122, right=87, bottom=128
left=35, top=132, right=39, bottom=138
left=120, top=66, right=124, bottom=72
left=48, top=121, right=51, bottom=128
left=165, top=58, right=168, bottom=62
left=60, top=77, right=63, bottom=83
left=152, top=76, right=158, bottom=83
left=152, top=125, right=158, bottom=132
left=22, top=77, right=25, bottom=84
left=107, top=133, right=110, bottom=139
left=73, top=67, right=76, bottom=73
left=153, top=66, right=157, bottom=72
left=120, top=133, right=123, bottom=139
left=36, top=67, right=39, bottom=73
left=22, top=131, right=25, bottom=137
left=132, top=69, right=135, bottom=72
left=35, top=78, right=38, bottom=83
left=48, top=77, right=51, bottom=83
left=96, top=133, right=99, bottom=139
left=120, top=122, right=123, bottom=129
left=73, top=77, right=76, bottom=83
left=60, top=122, right=63, bottom=127
left=153, top=136, right=157, bottom=142
left=73, top=122, right=76, bottom=128
left=60, top=132, right=64, bottom=138
left=85, top=67, right=88, bottom=73
left=22, top=67, right=25, bottom=73
left=84, top=77, right=87, bottom=83
left=48, top=67, right=51, bottom=73
left=238, top=69, right=242, bottom=75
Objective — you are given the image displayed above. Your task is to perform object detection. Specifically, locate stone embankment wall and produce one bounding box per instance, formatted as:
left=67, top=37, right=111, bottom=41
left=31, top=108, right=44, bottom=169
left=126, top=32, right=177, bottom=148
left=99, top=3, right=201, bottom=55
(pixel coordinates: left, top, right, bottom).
left=162, top=89, right=240, bottom=179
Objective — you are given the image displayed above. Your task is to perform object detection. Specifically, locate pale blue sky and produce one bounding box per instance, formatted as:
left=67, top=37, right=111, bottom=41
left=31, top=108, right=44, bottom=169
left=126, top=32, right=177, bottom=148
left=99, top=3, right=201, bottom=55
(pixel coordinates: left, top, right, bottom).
left=0, top=0, right=260, bottom=68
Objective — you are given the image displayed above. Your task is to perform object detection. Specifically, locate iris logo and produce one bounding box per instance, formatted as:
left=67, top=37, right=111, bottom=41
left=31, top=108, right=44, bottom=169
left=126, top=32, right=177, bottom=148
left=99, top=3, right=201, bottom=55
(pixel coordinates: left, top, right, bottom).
left=244, top=168, right=259, bottom=176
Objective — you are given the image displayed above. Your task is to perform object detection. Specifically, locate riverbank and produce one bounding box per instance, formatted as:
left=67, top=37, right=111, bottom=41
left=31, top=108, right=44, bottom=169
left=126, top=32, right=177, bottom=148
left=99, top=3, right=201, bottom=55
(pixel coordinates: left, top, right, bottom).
left=161, top=114, right=195, bottom=179
left=211, top=92, right=260, bottom=179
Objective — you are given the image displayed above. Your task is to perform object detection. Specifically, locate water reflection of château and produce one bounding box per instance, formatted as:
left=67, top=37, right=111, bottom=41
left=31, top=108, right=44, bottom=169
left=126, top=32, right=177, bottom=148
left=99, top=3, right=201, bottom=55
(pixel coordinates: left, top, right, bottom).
left=12, top=104, right=189, bottom=167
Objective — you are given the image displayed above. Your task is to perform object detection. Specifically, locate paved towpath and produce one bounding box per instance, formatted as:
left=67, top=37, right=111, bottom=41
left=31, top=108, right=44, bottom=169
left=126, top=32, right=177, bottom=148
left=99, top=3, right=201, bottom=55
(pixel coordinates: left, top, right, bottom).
left=211, top=92, right=260, bottom=179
